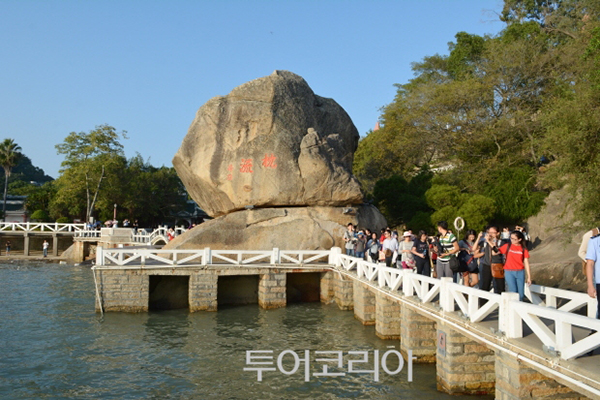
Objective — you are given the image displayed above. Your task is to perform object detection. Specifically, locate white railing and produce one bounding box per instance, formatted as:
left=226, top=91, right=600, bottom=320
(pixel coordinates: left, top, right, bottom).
left=332, top=251, right=600, bottom=360
left=0, top=222, right=86, bottom=233
left=74, top=230, right=101, bottom=239
left=93, top=246, right=600, bottom=360
left=526, top=284, right=597, bottom=318
left=506, top=301, right=600, bottom=360
left=404, top=272, right=443, bottom=305
left=96, top=247, right=331, bottom=267
left=75, top=225, right=188, bottom=244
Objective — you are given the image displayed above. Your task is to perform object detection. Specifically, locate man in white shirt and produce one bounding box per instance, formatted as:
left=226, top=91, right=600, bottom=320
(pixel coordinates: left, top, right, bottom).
left=381, top=230, right=399, bottom=267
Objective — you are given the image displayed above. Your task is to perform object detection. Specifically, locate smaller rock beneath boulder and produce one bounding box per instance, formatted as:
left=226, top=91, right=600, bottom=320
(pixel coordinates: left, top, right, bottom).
left=165, top=204, right=386, bottom=251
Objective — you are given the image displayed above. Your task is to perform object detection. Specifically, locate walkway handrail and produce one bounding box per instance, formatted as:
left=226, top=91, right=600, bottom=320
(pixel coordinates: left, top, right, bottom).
left=0, top=222, right=86, bottom=233
left=96, top=247, right=331, bottom=267
left=93, top=246, right=600, bottom=360
left=506, top=300, right=600, bottom=360
left=526, top=284, right=597, bottom=318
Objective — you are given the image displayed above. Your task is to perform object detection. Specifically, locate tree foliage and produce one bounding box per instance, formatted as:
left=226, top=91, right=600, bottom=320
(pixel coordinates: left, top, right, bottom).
left=0, top=138, right=22, bottom=221
left=53, top=125, right=127, bottom=222
left=354, top=0, right=600, bottom=229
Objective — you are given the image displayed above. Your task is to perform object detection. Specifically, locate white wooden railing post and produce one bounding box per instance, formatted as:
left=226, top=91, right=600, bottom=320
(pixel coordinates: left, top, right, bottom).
left=202, top=247, right=211, bottom=266
left=329, top=247, right=342, bottom=267
left=468, top=291, right=478, bottom=320
left=378, top=264, right=385, bottom=288
left=118, top=244, right=124, bottom=264
left=555, top=319, right=572, bottom=355
left=96, top=246, right=104, bottom=266
left=500, top=292, right=522, bottom=338
left=440, top=278, right=454, bottom=312
left=589, top=298, right=598, bottom=318
left=271, top=248, right=280, bottom=264
left=403, top=269, right=414, bottom=296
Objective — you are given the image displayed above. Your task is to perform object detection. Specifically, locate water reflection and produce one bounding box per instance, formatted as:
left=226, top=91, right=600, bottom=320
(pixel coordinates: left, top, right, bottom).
left=0, top=263, right=491, bottom=399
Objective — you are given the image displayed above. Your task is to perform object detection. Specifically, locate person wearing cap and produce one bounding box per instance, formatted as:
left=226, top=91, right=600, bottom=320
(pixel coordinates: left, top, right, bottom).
left=399, top=231, right=415, bottom=269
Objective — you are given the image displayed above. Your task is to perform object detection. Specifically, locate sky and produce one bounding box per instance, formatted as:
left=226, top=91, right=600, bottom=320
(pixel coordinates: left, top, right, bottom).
left=1, top=0, right=506, bottom=179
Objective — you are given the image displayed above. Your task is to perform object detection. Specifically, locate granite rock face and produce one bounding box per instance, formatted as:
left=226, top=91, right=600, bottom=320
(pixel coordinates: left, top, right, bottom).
left=173, top=70, right=363, bottom=217
left=166, top=205, right=387, bottom=251
left=526, top=187, right=588, bottom=291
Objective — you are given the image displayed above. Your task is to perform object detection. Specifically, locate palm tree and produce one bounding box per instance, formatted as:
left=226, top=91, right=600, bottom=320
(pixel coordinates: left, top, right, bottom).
left=0, top=139, right=22, bottom=222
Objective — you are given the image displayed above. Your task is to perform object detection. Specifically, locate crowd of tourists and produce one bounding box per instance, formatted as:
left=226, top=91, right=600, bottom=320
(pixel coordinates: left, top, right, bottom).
left=342, top=221, right=532, bottom=300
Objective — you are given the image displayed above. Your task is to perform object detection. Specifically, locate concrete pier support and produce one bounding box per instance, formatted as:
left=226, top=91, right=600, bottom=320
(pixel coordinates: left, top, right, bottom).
left=375, top=292, right=401, bottom=339
left=436, top=323, right=495, bottom=395
left=69, top=241, right=86, bottom=263
left=353, top=281, right=376, bottom=325
left=400, top=304, right=437, bottom=362
left=320, top=271, right=335, bottom=304
left=495, top=350, right=584, bottom=399
left=334, top=272, right=354, bottom=310
left=96, top=270, right=149, bottom=312
left=52, top=234, right=58, bottom=256
left=189, top=273, right=218, bottom=312
left=258, top=272, right=286, bottom=309
left=23, top=234, right=30, bottom=256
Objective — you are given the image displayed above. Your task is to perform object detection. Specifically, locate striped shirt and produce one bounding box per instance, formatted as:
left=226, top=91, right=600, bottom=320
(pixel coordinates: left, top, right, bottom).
left=438, top=232, right=457, bottom=262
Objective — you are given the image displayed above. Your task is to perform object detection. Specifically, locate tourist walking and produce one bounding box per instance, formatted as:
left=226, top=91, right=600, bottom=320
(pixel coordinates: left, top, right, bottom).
left=411, top=230, right=430, bottom=276
left=459, top=230, right=479, bottom=287
left=343, top=223, right=357, bottom=257
left=435, top=221, right=459, bottom=279
left=366, top=232, right=379, bottom=263
left=381, top=230, right=398, bottom=267
left=499, top=230, right=531, bottom=301
left=5, top=240, right=10, bottom=256
left=474, top=226, right=505, bottom=294
left=355, top=232, right=366, bottom=259
left=586, top=235, right=600, bottom=318
left=43, top=240, right=49, bottom=258
left=399, top=231, right=415, bottom=269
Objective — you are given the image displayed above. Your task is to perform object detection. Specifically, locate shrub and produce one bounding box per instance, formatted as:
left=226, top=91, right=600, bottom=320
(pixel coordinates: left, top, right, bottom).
left=30, top=210, right=50, bottom=222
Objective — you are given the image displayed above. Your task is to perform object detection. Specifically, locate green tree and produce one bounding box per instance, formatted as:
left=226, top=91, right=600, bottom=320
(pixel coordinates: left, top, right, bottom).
left=30, top=210, right=51, bottom=222
left=0, top=139, right=22, bottom=221
left=53, top=125, right=127, bottom=222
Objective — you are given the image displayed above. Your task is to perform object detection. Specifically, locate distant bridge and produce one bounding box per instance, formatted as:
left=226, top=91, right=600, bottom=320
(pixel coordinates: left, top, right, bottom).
left=0, top=223, right=187, bottom=257
left=74, top=226, right=187, bottom=246
left=0, top=222, right=87, bottom=256
left=92, top=247, right=600, bottom=398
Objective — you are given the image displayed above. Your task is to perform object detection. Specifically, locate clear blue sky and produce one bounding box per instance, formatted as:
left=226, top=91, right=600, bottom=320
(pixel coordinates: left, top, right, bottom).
left=2, top=0, right=505, bottom=179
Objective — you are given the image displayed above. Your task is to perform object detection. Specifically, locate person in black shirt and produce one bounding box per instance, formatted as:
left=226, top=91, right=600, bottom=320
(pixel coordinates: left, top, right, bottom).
left=411, top=230, right=431, bottom=276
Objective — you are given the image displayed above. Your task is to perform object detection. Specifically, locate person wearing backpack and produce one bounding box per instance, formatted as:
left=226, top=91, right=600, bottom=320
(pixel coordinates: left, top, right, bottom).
left=499, top=230, right=531, bottom=301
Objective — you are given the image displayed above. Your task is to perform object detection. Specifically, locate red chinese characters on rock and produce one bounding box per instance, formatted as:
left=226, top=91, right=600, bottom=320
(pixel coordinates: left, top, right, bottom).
left=261, top=154, right=277, bottom=169
left=226, top=164, right=234, bottom=181
left=240, top=158, right=254, bottom=173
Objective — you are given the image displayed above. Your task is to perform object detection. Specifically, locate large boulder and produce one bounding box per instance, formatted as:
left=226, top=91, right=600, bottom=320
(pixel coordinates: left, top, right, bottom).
left=165, top=204, right=386, bottom=251
left=173, top=70, right=363, bottom=217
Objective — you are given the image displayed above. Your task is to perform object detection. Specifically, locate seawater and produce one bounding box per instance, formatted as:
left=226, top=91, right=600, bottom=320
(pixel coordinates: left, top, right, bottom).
left=0, top=263, right=490, bottom=399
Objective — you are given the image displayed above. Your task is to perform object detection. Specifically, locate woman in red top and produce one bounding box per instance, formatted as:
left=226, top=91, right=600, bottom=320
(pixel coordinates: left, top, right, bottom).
left=499, top=230, right=531, bottom=301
